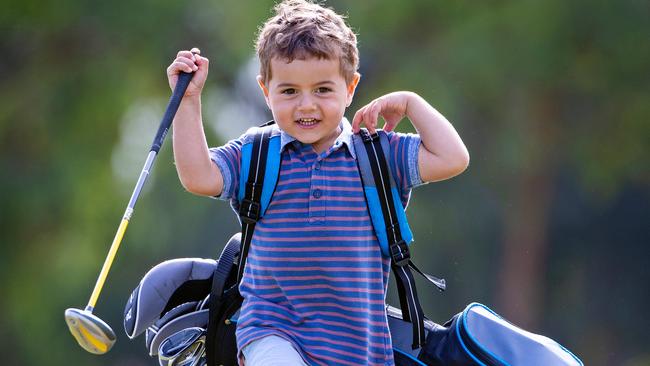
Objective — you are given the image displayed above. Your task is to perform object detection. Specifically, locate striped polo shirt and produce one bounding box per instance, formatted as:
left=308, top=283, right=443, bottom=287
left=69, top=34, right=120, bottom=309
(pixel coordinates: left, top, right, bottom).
left=210, top=119, right=423, bottom=365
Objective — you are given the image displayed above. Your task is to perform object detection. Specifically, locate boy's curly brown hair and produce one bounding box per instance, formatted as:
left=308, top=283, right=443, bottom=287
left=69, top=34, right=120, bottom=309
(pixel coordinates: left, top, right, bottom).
left=256, top=0, right=359, bottom=85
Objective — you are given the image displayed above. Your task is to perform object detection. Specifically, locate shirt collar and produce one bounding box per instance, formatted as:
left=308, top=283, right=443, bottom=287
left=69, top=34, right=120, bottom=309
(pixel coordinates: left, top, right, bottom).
left=279, top=117, right=357, bottom=159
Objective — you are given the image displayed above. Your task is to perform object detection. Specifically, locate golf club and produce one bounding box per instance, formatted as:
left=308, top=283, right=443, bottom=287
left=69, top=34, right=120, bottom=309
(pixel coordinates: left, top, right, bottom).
left=65, top=69, right=195, bottom=354
left=158, top=327, right=207, bottom=366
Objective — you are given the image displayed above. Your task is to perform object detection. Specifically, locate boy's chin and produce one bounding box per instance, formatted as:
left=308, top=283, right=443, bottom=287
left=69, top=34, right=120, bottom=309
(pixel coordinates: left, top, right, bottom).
left=293, top=136, right=318, bottom=144
left=294, top=134, right=325, bottom=146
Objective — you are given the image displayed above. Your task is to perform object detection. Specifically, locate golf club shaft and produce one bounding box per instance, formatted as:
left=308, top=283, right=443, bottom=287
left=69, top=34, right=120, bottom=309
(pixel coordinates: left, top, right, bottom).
left=86, top=71, right=194, bottom=310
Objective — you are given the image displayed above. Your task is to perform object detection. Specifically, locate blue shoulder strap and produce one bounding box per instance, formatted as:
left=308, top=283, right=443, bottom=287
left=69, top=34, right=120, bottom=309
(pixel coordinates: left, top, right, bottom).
left=237, top=124, right=282, bottom=219
left=235, top=122, right=281, bottom=285
left=353, top=129, right=446, bottom=350
left=351, top=129, right=413, bottom=258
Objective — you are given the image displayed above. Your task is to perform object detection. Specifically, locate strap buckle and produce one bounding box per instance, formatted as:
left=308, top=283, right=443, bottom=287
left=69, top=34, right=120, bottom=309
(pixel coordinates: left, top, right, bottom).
left=238, top=199, right=261, bottom=225
left=389, top=240, right=410, bottom=267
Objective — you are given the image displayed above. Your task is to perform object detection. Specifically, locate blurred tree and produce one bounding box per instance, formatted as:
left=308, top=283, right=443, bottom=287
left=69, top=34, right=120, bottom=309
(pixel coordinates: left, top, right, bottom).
left=440, top=0, right=649, bottom=329
left=0, top=0, right=272, bottom=364
left=343, top=0, right=649, bottom=328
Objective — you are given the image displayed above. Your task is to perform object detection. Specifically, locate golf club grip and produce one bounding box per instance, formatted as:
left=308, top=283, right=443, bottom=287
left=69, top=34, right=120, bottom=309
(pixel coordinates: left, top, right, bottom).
left=151, top=71, right=194, bottom=153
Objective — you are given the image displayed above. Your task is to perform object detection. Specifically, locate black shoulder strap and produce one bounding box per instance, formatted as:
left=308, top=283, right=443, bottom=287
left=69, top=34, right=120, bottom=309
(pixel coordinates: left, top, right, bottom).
left=356, top=129, right=431, bottom=349
left=236, top=125, right=273, bottom=284
left=206, top=233, right=241, bottom=366
left=206, top=124, right=275, bottom=366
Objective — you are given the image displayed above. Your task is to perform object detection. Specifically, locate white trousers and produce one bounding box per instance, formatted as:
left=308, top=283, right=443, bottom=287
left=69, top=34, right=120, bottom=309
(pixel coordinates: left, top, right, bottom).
left=242, top=335, right=309, bottom=366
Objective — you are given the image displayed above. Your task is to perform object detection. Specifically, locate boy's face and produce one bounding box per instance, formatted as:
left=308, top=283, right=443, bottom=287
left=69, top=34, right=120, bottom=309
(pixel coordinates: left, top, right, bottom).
left=258, top=57, right=360, bottom=154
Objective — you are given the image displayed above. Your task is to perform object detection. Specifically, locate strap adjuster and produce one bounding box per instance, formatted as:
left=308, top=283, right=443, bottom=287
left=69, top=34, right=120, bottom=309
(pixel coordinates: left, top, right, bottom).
left=239, top=199, right=261, bottom=225
left=360, top=129, right=380, bottom=143
left=389, top=240, right=410, bottom=267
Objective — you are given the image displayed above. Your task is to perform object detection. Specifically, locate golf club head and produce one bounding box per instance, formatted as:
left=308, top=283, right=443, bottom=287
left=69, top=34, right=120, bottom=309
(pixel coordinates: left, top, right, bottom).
left=65, top=308, right=116, bottom=354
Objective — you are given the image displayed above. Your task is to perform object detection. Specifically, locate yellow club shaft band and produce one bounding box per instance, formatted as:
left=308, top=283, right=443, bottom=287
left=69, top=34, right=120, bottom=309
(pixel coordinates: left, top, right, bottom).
left=87, top=217, right=130, bottom=309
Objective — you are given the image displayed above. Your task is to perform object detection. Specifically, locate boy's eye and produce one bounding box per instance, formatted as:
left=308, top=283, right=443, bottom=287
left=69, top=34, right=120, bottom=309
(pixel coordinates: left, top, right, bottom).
left=315, top=87, right=332, bottom=93
left=281, top=88, right=296, bottom=95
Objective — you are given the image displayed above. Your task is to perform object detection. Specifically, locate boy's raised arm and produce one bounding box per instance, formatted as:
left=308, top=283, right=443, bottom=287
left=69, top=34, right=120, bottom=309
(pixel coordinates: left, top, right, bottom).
left=169, top=49, right=223, bottom=197
left=352, top=91, right=469, bottom=183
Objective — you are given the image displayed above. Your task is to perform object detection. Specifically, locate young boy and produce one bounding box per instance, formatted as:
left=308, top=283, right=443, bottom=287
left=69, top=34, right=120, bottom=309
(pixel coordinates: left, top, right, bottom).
left=168, top=1, right=469, bottom=364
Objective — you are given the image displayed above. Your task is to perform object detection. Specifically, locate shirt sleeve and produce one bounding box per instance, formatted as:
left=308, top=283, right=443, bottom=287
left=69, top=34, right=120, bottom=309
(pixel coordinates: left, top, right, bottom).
left=208, top=136, right=244, bottom=201
left=386, top=131, right=425, bottom=207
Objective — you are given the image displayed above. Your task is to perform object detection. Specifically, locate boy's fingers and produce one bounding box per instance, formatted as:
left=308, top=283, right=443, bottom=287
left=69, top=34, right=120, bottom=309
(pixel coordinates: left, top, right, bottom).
left=176, top=50, right=196, bottom=61
left=193, top=56, right=209, bottom=79
left=168, top=60, right=195, bottom=74
left=175, top=49, right=201, bottom=68
left=354, top=104, right=373, bottom=133
left=194, top=55, right=209, bottom=68
left=352, top=107, right=365, bottom=133
left=170, top=57, right=195, bottom=72
left=381, top=117, right=391, bottom=132
left=179, top=57, right=199, bottom=71
left=353, top=104, right=374, bottom=133
left=365, top=102, right=380, bottom=134
left=382, top=119, right=395, bottom=132
left=177, top=47, right=200, bottom=56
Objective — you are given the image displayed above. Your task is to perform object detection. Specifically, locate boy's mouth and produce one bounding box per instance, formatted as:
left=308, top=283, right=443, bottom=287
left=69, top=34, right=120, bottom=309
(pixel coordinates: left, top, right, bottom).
left=296, top=118, right=320, bottom=127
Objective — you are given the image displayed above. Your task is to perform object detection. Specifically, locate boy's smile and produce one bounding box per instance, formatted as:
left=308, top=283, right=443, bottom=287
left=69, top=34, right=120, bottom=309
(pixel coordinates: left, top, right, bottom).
left=258, top=57, right=359, bottom=154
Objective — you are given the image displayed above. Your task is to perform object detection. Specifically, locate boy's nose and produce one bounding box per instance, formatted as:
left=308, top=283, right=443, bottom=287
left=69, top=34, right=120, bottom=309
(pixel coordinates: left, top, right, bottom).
left=297, top=94, right=317, bottom=110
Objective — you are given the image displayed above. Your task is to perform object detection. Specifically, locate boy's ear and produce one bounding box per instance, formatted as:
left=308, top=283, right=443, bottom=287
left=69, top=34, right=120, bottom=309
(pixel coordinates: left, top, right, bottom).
left=346, top=72, right=361, bottom=107
left=257, top=75, right=271, bottom=108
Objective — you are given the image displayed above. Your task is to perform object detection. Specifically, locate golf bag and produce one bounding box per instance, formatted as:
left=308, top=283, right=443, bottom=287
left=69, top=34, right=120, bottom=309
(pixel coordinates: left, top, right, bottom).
left=388, top=304, right=584, bottom=366
left=123, top=235, right=241, bottom=362
left=123, top=233, right=583, bottom=366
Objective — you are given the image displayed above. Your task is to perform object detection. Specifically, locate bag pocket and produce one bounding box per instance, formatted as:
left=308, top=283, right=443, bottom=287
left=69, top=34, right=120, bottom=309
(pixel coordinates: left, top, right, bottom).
left=392, top=303, right=584, bottom=366
left=449, top=303, right=583, bottom=366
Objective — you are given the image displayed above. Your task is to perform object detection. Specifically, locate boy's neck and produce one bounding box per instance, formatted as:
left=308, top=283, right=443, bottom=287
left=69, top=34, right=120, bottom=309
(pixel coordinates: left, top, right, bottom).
left=311, top=125, right=343, bottom=154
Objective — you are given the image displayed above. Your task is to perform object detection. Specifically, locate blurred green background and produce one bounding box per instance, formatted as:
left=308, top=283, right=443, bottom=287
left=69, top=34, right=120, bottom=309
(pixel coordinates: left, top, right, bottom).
left=1, top=0, right=648, bottom=365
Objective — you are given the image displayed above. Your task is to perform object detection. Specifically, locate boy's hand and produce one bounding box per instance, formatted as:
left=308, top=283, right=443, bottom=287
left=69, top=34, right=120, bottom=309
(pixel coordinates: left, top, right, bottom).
left=352, top=91, right=414, bottom=134
left=354, top=91, right=469, bottom=182
left=167, top=48, right=209, bottom=97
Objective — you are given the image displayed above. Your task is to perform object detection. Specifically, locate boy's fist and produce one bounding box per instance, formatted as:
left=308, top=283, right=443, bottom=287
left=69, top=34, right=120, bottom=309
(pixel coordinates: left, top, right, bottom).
left=167, top=48, right=209, bottom=97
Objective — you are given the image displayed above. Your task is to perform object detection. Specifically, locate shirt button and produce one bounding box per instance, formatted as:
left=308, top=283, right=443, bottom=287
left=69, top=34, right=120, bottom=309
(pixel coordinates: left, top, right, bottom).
left=314, top=162, right=321, bottom=170
left=313, top=189, right=322, bottom=199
